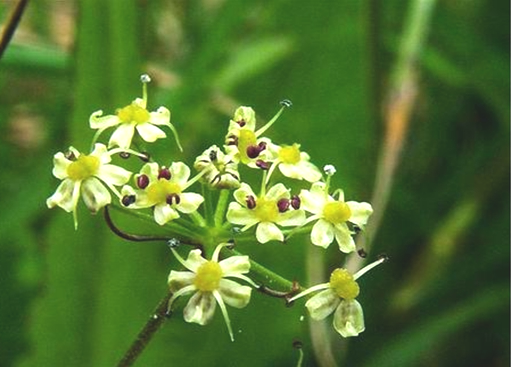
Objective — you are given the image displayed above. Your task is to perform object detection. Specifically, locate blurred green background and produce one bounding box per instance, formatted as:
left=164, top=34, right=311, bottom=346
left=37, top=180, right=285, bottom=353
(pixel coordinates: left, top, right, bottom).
left=0, top=0, right=509, bottom=366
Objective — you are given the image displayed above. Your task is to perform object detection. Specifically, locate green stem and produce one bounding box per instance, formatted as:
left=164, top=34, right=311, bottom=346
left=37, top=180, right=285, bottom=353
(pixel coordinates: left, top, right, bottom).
left=202, top=185, right=214, bottom=225
left=189, top=211, right=207, bottom=228
left=214, top=189, right=230, bottom=228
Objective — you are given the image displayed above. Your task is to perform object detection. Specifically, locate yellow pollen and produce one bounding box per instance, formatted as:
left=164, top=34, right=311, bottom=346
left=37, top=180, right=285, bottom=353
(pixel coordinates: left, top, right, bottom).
left=116, top=103, right=150, bottom=124
left=323, top=201, right=351, bottom=224
left=254, top=198, right=279, bottom=222
left=194, top=261, right=223, bottom=292
left=66, top=155, right=100, bottom=181
left=146, top=179, right=181, bottom=203
left=278, top=144, right=301, bottom=164
left=237, top=129, right=257, bottom=164
left=329, top=268, right=360, bottom=300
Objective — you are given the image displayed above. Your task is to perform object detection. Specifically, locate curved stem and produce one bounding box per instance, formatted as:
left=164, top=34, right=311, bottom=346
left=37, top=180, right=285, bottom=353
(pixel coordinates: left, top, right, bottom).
left=117, top=290, right=173, bottom=367
left=0, top=0, right=29, bottom=60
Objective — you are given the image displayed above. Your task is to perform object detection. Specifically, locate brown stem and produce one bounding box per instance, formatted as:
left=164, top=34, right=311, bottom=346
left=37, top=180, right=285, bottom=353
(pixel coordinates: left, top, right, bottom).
left=0, top=0, right=29, bottom=60
left=258, top=281, right=301, bottom=301
left=117, top=290, right=173, bottom=367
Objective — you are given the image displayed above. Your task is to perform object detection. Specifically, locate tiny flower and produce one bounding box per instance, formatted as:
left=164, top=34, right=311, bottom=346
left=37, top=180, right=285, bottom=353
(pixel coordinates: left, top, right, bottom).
left=46, top=143, right=132, bottom=229
left=288, top=256, right=386, bottom=338
left=299, top=182, right=372, bottom=253
left=226, top=183, right=306, bottom=243
left=168, top=243, right=255, bottom=341
left=224, top=105, right=286, bottom=167
left=194, top=145, right=241, bottom=189
left=89, top=76, right=181, bottom=150
left=266, top=142, right=322, bottom=182
left=121, top=162, right=204, bottom=225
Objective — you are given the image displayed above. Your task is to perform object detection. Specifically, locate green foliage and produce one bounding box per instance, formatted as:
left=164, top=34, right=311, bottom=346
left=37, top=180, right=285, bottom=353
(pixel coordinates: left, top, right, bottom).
left=0, top=0, right=509, bottom=366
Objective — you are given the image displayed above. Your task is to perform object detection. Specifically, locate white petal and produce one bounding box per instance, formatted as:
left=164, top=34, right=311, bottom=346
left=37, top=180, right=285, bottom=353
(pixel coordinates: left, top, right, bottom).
left=265, top=183, right=289, bottom=201
left=226, top=203, right=259, bottom=227
left=277, top=210, right=306, bottom=227
left=89, top=110, right=121, bottom=129
left=108, top=123, right=136, bottom=149
left=305, top=289, right=340, bottom=320
left=298, top=161, right=322, bottom=182
left=299, top=183, right=327, bottom=214
left=136, top=123, right=166, bottom=143
left=347, top=201, right=373, bottom=228
left=333, top=223, right=356, bottom=253
left=90, top=143, right=111, bottom=164
left=168, top=271, right=195, bottom=291
left=96, top=164, right=132, bottom=186
left=184, top=249, right=207, bottom=272
left=333, top=299, right=365, bottom=337
left=52, top=152, right=71, bottom=179
left=219, top=255, right=250, bottom=276
left=310, top=219, right=334, bottom=248
left=256, top=222, right=283, bottom=243
left=46, top=179, right=76, bottom=211
left=153, top=203, right=180, bottom=225
left=149, top=107, right=171, bottom=125
left=170, top=162, right=191, bottom=186
left=140, top=162, right=159, bottom=179
left=233, top=183, right=256, bottom=205
left=218, top=279, right=252, bottom=308
left=183, top=291, right=216, bottom=325
left=175, top=192, right=204, bottom=213
left=278, top=163, right=304, bottom=180
left=81, top=178, right=111, bottom=213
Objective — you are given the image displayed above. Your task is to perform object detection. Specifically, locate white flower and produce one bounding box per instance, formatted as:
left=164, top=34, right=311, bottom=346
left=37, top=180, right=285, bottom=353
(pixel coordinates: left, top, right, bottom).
left=121, top=162, right=204, bottom=225
left=226, top=183, right=306, bottom=243
left=168, top=243, right=255, bottom=341
left=194, top=145, right=240, bottom=189
left=46, top=143, right=132, bottom=229
left=288, top=257, right=386, bottom=338
left=266, top=142, right=322, bottom=182
left=299, top=182, right=372, bottom=253
left=90, top=98, right=179, bottom=150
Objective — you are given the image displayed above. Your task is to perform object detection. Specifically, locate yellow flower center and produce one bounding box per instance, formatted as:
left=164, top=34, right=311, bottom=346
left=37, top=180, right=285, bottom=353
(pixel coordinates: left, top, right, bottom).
left=323, top=201, right=351, bottom=224
left=254, top=198, right=279, bottom=222
left=237, top=129, right=257, bottom=164
left=66, top=155, right=100, bottom=181
left=194, top=261, right=223, bottom=292
left=329, top=268, right=360, bottom=300
left=117, top=103, right=150, bottom=124
left=146, top=179, right=181, bottom=203
left=278, top=144, right=301, bottom=164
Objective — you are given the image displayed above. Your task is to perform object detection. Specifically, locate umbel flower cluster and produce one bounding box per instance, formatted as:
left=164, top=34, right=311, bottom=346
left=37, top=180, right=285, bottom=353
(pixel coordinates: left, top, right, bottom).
left=47, top=75, right=385, bottom=342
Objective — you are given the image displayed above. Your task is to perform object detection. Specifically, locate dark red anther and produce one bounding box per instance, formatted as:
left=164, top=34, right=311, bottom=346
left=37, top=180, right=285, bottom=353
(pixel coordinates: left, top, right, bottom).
left=136, top=174, right=150, bottom=189
left=357, top=248, right=367, bottom=258
left=121, top=195, right=136, bottom=207
left=291, top=195, right=301, bottom=210
left=258, top=141, right=267, bottom=151
left=277, top=198, right=290, bottom=213
left=166, top=193, right=181, bottom=205
left=255, top=160, right=269, bottom=170
left=236, top=119, right=246, bottom=127
left=245, top=195, right=256, bottom=209
left=158, top=167, right=172, bottom=180
left=64, top=151, right=77, bottom=161
left=226, top=135, right=238, bottom=146
left=246, top=145, right=261, bottom=159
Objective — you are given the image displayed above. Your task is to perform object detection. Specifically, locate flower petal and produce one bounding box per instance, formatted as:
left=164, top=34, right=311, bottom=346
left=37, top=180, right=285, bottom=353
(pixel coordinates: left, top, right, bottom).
left=226, top=203, right=259, bottom=227
left=168, top=270, right=195, bottom=292
left=108, top=123, right=136, bottom=149
left=89, top=110, right=121, bottom=129
left=233, top=183, right=256, bottom=206
left=47, top=179, right=76, bottom=211
left=52, top=152, right=71, bottom=179
left=183, top=291, right=216, bottom=325
left=256, top=222, right=283, bottom=243
left=347, top=201, right=373, bottom=228
left=333, top=299, right=365, bottom=337
left=170, top=162, right=191, bottom=186
left=90, top=143, right=111, bottom=164
left=184, top=249, right=207, bottom=272
left=96, top=164, right=132, bottom=186
left=333, top=223, right=355, bottom=253
left=153, top=203, right=180, bottom=225
left=277, top=210, right=306, bottom=227
left=81, top=177, right=111, bottom=213
left=310, top=219, right=334, bottom=248
left=265, top=183, right=289, bottom=201
left=149, top=107, right=171, bottom=125
left=219, top=255, right=250, bottom=276
left=140, top=162, right=159, bottom=179
left=218, top=279, right=252, bottom=309
left=135, top=122, right=166, bottom=143
left=305, top=289, right=340, bottom=320
left=299, top=182, right=327, bottom=214
left=175, top=192, right=204, bottom=213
